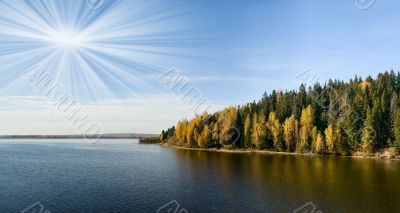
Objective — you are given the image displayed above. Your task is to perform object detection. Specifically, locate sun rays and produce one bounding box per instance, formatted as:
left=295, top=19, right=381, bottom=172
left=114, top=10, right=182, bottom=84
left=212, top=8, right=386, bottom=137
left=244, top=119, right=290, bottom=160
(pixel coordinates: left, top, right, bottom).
left=0, top=0, right=200, bottom=101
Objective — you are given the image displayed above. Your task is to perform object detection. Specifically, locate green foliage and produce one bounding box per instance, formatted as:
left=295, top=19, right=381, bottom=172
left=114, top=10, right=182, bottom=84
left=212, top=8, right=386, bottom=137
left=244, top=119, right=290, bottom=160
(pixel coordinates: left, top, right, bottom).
left=160, top=130, right=166, bottom=142
left=161, top=71, right=400, bottom=156
left=335, top=122, right=350, bottom=155
left=393, top=109, right=400, bottom=152
left=361, top=108, right=375, bottom=153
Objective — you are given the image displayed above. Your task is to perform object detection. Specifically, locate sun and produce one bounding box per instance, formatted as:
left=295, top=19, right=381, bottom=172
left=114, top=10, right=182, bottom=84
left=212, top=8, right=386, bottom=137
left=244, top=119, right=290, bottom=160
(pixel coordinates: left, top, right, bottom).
left=48, top=31, right=84, bottom=48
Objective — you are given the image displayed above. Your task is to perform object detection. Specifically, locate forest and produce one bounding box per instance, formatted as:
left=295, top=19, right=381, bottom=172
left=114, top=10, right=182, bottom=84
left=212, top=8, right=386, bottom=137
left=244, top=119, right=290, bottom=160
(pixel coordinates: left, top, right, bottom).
left=160, top=71, right=400, bottom=155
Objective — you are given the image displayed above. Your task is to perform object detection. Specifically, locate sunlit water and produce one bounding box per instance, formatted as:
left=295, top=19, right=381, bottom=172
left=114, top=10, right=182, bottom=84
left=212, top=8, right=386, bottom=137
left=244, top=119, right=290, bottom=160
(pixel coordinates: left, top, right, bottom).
left=1, top=139, right=400, bottom=212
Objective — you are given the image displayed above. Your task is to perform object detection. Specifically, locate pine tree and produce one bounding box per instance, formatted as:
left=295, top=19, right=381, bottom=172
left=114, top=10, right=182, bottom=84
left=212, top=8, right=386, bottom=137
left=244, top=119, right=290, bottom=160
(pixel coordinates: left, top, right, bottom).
left=372, top=101, right=382, bottom=148
left=235, top=108, right=244, bottom=147
left=335, top=122, right=350, bottom=155
left=396, top=72, right=400, bottom=93
left=380, top=91, right=391, bottom=146
left=389, top=93, right=398, bottom=141
left=361, top=108, right=375, bottom=153
left=160, top=130, right=166, bottom=142
left=160, top=71, right=400, bottom=155
left=393, top=109, right=400, bottom=152
left=298, top=84, right=307, bottom=109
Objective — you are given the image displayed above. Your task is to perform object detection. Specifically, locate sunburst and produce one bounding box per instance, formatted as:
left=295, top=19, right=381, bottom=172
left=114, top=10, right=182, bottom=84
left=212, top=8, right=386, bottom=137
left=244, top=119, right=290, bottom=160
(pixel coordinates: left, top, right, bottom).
left=0, top=0, right=200, bottom=101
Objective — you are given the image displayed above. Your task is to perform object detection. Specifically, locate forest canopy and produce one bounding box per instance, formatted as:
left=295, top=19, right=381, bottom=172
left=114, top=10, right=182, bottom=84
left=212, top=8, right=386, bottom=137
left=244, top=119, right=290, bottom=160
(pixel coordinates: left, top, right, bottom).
left=160, top=71, right=400, bottom=155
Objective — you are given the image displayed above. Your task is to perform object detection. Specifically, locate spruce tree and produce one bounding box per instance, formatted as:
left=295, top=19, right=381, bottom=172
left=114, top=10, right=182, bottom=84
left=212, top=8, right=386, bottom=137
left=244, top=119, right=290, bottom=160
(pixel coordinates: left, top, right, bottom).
left=361, top=108, right=375, bottom=153
left=393, top=109, right=400, bottom=152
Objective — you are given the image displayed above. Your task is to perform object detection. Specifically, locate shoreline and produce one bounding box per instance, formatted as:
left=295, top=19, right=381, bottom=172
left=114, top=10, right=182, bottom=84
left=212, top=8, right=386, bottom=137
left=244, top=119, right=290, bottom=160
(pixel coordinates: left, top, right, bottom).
left=161, top=143, right=400, bottom=160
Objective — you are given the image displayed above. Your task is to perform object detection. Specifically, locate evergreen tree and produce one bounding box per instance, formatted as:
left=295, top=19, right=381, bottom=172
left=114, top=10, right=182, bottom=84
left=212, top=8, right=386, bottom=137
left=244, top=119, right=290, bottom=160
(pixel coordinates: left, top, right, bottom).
left=380, top=91, right=391, bottom=146
left=235, top=107, right=244, bottom=147
left=335, top=121, right=350, bottom=155
left=160, top=71, right=400, bottom=156
left=393, top=109, right=400, bottom=152
left=361, top=108, right=375, bottom=153
left=160, top=130, right=166, bottom=142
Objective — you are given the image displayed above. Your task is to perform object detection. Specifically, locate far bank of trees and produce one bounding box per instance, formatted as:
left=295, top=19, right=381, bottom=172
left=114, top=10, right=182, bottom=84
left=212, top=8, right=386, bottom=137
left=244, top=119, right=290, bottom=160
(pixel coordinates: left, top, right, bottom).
left=160, top=71, right=400, bottom=155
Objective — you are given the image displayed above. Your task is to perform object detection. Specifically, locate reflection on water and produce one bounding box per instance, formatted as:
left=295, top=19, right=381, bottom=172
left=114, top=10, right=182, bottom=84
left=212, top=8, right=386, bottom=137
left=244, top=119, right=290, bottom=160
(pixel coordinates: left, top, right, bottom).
left=174, top=149, right=400, bottom=212
left=0, top=140, right=399, bottom=212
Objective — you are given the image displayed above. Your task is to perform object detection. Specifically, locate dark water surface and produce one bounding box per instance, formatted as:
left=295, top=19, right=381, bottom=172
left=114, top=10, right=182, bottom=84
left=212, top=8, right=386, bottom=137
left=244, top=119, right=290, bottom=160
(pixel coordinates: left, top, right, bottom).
left=0, top=139, right=400, bottom=212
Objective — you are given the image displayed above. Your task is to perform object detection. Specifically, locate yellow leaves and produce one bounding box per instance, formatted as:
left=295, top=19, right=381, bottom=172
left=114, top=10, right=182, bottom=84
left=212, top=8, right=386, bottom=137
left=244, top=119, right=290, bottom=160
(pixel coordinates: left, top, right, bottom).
left=218, top=106, right=237, bottom=145
left=316, top=132, right=325, bottom=154
left=359, top=80, right=372, bottom=91
left=267, top=112, right=282, bottom=150
left=186, top=116, right=202, bottom=147
left=198, top=125, right=211, bottom=148
left=325, top=124, right=334, bottom=153
left=244, top=114, right=251, bottom=147
left=251, top=113, right=266, bottom=149
left=300, top=105, right=314, bottom=129
left=175, top=119, right=188, bottom=145
left=298, top=105, right=315, bottom=152
left=283, top=115, right=298, bottom=152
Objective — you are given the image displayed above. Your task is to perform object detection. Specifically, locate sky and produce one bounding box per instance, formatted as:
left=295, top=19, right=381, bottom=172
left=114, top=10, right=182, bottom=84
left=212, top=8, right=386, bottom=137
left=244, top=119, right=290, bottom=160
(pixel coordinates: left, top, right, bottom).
left=0, top=0, right=399, bottom=135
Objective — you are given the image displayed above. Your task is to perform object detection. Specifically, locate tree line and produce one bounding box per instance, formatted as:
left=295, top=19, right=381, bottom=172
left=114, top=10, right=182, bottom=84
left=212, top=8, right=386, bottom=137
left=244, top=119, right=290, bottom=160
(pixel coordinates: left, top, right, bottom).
left=160, top=71, right=400, bottom=155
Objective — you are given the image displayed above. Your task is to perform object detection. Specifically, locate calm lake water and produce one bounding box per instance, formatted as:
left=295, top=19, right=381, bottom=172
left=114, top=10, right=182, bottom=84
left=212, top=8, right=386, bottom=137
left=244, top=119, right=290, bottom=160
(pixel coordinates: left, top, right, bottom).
left=1, top=139, right=400, bottom=212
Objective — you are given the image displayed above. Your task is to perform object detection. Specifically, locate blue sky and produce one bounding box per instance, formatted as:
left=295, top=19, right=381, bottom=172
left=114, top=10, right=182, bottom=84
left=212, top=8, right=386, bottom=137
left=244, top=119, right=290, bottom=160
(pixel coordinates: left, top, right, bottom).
left=0, top=0, right=399, bottom=134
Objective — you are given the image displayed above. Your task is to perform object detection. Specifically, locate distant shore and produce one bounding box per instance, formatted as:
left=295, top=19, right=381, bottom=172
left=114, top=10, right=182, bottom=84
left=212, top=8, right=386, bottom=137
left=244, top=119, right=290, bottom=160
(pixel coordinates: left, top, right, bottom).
left=0, top=133, right=158, bottom=139
left=161, top=143, right=400, bottom=160
left=138, top=137, right=161, bottom=144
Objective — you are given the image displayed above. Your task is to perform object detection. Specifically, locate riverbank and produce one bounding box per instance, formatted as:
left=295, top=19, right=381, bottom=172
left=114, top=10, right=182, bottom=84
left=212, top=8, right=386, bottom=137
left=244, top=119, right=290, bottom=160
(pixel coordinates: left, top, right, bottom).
left=138, top=137, right=161, bottom=144
left=161, top=143, right=400, bottom=160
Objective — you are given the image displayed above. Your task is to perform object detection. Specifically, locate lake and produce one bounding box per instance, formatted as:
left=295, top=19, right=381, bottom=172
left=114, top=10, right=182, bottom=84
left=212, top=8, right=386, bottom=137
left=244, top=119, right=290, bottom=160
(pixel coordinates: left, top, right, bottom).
left=0, top=139, right=399, bottom=212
